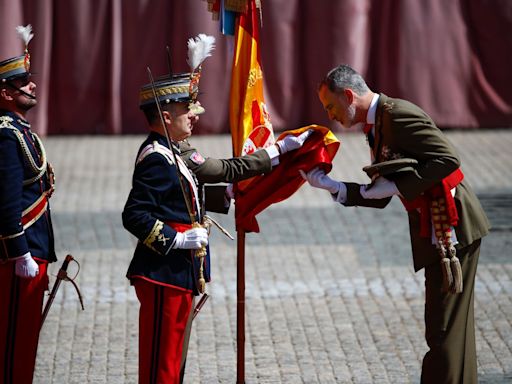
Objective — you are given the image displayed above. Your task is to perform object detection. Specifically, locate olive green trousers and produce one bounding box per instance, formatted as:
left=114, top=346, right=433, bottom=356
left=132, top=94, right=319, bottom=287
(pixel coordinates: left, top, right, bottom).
left=422, top=239, right=481, bottom=384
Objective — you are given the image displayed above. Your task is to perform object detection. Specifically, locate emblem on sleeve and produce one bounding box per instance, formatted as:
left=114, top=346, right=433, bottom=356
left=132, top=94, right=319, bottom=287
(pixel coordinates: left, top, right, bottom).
left=143, top=220, right=166, bottom=253
left=189, top=151, right=205, bottom=165
left=381, top=145, right=404, bottom=161
left=157, top=232, right=170, bottom=246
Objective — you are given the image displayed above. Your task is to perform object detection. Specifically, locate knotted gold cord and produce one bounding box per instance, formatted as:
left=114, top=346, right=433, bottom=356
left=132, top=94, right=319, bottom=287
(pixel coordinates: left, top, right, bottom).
left=431, top=198, right=463, bottom=293
left=193, top=221, right=210, bottom=294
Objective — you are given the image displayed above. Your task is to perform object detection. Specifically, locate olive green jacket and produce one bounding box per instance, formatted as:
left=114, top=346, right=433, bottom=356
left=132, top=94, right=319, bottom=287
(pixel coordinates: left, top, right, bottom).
left=179, top=140, right=272, bottom=184
left=178, top=140, right=273, bottom=213
left=343, top=94, right=490, bottom=271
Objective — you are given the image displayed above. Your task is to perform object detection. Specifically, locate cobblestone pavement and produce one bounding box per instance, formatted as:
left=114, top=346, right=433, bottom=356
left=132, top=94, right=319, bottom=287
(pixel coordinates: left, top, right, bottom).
left=34, top=130, right=512, bottom=383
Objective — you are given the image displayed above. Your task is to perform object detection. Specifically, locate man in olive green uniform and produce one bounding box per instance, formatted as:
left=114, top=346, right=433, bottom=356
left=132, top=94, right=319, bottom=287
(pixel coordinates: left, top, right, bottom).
left=301, top=64, right=490, bottom=383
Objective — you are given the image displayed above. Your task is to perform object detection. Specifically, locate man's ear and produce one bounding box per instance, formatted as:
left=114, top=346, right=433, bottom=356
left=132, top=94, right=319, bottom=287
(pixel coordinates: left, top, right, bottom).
left=162, top=110, right=172, bottom=126
left=0, top=87, right=13, bottom=101
left=343, top=88, right=354, bottom=104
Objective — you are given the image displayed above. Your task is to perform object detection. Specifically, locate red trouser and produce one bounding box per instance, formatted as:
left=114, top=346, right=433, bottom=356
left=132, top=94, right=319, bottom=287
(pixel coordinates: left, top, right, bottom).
left=0, top=261, right=48, bottom=384
left=134, top=279, right=193, bottom=384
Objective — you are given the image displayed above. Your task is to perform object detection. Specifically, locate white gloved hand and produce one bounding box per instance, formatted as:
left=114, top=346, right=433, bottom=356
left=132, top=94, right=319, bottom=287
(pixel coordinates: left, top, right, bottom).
left=276, top=129, right=314, bottom=154
left=14, top=252, right=39, bottom=278
left=299, top=167, right=344, bottom=195
left=360, top=177, right=400, bottom=199
left=172, top=227, right=208, bottom=249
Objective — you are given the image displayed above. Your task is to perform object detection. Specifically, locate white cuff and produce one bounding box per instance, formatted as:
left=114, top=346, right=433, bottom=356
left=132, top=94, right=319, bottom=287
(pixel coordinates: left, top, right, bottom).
left=331, top=182, right=347, bottom=204
left=264, top=145, right=280, bottom=166
left=170, top=232, right=183, bottom=250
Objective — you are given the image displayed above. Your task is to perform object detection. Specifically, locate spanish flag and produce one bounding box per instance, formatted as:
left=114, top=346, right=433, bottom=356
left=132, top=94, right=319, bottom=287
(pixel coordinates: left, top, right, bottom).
left=229, top=1, right=341, bottom=232
left=235, top=125, right=340, bottom=232
left=229, top=0, right=274, bottom=160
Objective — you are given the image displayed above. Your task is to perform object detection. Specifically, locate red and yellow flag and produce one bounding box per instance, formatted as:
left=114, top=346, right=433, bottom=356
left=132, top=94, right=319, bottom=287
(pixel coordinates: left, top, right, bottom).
left=235, top=125, right=340, bottom=232
left=229, top=0, right=274, bottom=160
left=229, top=0, right=341, bottom=232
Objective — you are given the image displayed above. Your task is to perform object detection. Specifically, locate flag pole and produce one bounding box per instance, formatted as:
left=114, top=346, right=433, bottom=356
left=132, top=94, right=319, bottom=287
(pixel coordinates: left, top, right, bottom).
left=227, top=1, right=264, bottom=381
left=237, top=228, right=246, bottom=383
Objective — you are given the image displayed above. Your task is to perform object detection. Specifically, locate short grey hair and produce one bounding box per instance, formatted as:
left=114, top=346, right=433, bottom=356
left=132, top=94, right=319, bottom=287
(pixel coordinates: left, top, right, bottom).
left=319, top=64, right=370, bottom=96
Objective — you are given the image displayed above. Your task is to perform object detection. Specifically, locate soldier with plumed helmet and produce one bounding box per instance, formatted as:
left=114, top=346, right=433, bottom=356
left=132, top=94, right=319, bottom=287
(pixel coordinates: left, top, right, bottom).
left=123, top=33, right=312, bottom=383
left=0, top=25, right=57, bottom=384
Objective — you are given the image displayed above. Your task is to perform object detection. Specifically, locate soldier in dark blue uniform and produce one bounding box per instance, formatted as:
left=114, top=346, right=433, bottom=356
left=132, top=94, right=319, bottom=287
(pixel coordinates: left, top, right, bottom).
left=123, top=69, right=214, bottom=383
left=123, top=35, right=313, bottom=383
left=125, top=36, right=316, bottom=383
left=0, top=25, right=57, bottom=384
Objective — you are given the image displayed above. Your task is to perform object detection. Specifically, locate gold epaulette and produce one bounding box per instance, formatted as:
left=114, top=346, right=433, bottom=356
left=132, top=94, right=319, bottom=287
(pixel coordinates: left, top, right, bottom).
left=0, top=115, right=49, bottom=186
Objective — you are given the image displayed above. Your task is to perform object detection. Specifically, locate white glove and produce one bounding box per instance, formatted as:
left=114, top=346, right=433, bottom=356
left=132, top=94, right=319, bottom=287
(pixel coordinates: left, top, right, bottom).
left=276, top=129, right=314, bottom=154
left=172, top=227, right=208, bottom=249
left=14, top=252, right=39, bottom=278
left=360, top=177, right=400, bottom=199
left=299, top=167, right=346, bottom=197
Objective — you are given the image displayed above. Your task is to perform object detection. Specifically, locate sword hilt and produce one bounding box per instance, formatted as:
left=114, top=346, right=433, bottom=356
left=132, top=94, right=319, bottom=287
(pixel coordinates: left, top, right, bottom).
left=41, top=254, right=84, bottom=329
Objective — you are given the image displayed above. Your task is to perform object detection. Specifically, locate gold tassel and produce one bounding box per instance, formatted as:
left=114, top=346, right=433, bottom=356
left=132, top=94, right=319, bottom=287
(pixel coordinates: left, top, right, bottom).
left=450, top=257, right=463, bottom=293
left=441, top=257, right=453, bottom=293
left=448, top=244, right=463, bottom=293
left=193, top=222, right=208, bottom=294
left=198, top=276, right=206, bottom=293
left=432, top=198, right=463, bottom=294
left=438, top=241, right=452, bottom=292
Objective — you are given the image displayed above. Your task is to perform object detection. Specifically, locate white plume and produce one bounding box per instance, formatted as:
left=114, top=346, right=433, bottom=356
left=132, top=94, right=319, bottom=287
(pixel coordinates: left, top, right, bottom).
left=187, top=34, right=215, bottom=71
left=16, top=24, right=34, bottom=46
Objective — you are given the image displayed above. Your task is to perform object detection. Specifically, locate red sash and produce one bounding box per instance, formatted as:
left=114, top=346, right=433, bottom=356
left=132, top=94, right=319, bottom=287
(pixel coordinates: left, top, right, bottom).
left=165, top=221, right=193, bottom=232
left=21, top=193, right=49, bottom=229
left=400, top=169, right=464, bottom=237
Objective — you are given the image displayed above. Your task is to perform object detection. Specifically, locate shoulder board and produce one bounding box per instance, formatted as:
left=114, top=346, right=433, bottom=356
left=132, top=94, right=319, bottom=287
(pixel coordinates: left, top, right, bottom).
left=136, top=141, right=175, bottom=166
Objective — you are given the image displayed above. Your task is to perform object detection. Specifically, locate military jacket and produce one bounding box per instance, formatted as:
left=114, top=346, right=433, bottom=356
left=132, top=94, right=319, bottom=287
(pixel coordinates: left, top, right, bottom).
left=178, top=140, right=273, bottom=213
left=123, top=132, right=209, bottom=294
left=343, top=94, right=490, bottom=271
left=179, top=140, right=272, bottom=183
left=0, top=110, right=56, bottom=263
